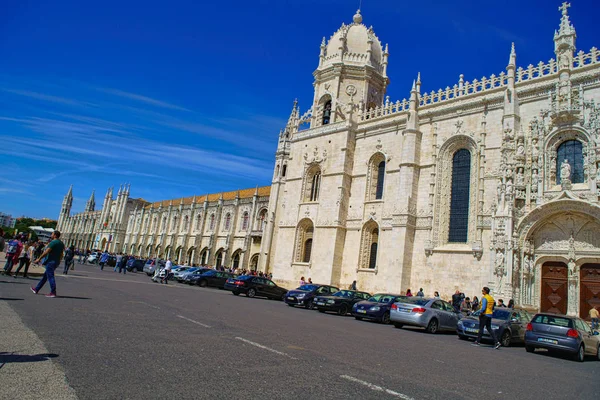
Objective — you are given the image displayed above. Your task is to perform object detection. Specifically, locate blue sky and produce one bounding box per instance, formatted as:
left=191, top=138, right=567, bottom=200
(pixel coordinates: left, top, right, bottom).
left=1, top=0, right=598, bottom=219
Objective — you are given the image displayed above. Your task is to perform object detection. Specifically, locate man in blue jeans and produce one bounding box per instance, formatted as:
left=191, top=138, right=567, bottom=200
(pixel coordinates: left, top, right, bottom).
left=31, top=231, right=65, bottom=298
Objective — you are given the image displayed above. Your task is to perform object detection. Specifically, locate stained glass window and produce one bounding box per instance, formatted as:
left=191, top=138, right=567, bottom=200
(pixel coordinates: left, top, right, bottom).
left=556, top=140, right=583, bottom=184
left=448, top=149, right=471, bottom=243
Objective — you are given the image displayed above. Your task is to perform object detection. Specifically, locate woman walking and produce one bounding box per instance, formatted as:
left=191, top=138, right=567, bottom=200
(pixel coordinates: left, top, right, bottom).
left=14, top=241, right=32, bottom=278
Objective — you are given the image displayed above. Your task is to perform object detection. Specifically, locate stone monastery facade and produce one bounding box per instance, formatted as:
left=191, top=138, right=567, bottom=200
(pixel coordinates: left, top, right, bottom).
left=58, top=4, right=600, bottom=317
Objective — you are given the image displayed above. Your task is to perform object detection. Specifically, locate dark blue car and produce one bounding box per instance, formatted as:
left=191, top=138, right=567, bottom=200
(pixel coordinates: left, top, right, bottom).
left=352, top=293, right=404, bottom=324
left=285, top=284, right=340, bottom=309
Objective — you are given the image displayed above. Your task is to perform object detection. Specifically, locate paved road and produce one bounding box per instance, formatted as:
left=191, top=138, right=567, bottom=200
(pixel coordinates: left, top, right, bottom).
left=1, top=265, right=599, bottom=400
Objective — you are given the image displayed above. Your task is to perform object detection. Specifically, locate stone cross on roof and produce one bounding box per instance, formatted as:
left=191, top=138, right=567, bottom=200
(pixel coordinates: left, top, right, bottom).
left=559, top=2, right=570, bottom=16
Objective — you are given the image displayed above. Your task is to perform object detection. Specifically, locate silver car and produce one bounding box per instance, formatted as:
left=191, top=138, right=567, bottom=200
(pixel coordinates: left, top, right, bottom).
left=390, top=297, right=462, bottom=334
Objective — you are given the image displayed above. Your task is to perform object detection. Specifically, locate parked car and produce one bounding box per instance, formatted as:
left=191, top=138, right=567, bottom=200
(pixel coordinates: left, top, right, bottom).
left=143, top=259, right=165, bottom=276
left=172, top=267, right=195, bottom=280
left=352, top=293, right=404, bottom=324
left=224, top=275, right=288, bottom=300
left=193, top=270, right=237, bottom=288
left=87, top=252, right=99, bottom=264
left=181, top=268, right=212, bottom=283
left=457, top=308, right=532, bottom=346
left=390, top=297, right=462, bottom=334
left=284, top=284, right=340, bottom=309
left=126, top=258, right=146, bottom=272
left=314, top=290, right=371, bottom=315
left=525, top=313, right=600, bottom=362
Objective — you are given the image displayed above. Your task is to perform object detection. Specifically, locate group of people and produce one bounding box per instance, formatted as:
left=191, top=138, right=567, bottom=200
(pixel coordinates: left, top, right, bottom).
left=1, top=231, right=48, bottom=278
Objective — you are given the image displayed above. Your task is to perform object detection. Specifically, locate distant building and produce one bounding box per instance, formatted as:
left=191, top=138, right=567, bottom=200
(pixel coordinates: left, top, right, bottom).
left=0, top=212, right=16, bottom=228
left=29, top=226, right=55, bottom=242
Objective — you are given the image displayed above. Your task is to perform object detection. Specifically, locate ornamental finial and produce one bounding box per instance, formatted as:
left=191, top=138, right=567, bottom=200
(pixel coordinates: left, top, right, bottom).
left=353, top=9, right=362, bottom=24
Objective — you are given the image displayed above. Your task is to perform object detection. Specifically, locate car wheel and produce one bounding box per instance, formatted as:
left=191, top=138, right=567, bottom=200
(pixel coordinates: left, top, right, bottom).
left=318, top=309, right=325, bottom=313
left=575, top=345, right=585, bottom=362
left=338, top=304, right=349, bottom=316
left=305, top=299, right=314, bottom=310
left=596, top=345, right=600, bottom=361
left=232, top=290, right=240, bottom=296
left=199, top=280, right=207, bottom=288
left=381, top=312, right=391, bottom=325
left=458, top=335, right=468, bottom=341
left=426, top=318, right=439, bottom=334
left=501, top=330, right=511, bottom=347
left=280, top=293, right=286, bottom=301
left=146, top=273, right=151, bottom=276
left=393, top=323, right=403, bottom=329
left=525, top=345, right=534, bottom=353
left=288, top=304, right=295, bottom=307
left=355, top=316, right=363, bottom=321
left=247, top=288, right=256, bottom=298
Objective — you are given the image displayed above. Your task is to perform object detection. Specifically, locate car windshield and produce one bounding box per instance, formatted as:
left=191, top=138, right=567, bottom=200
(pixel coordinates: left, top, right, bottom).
left=397, top=297, right=429, bottom=306
left=333, top=290, right=355, bottom=298
left=202, top=270, right=216, bottom=276
left=368, top=294, right=396, bottom=303
left=297, top=284, right=319, bottom=291
left=532, top=314, right=573, bottom=328
left=470, top=309, right=511, bottom=320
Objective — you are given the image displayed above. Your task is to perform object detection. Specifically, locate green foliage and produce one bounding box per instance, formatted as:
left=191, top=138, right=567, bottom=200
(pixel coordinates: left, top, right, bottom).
left=8, top=218, right=57, bottom=240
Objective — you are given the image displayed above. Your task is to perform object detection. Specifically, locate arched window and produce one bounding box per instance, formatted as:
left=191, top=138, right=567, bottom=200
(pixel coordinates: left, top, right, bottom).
left=282, top=164, right=287, bottom=177
left=183, top=215, right=189, bottom=232
left=172, top=216, right=178, bottom=232
left=303, top=238, right=313, bottom=262
left=242, top=212, right=249, bottom=231
left=209, top=214, right=215, bottom=230
left=310, top=172, right=321, bottom=201
left=200, top=249, right=208, bottom=266
left=152, top=217, right=157, bottom=233
left=232, top=252, right=240, bottom=269
left=322, top=100, right=332, bottom=125
left=556, top=140, right=583, bottom=184
left=376, top=161, right=385, bottom=199
left=224, top=213, right=231, bottom=231
left=215, top=251, right=223, bottom=269
left=257, top=209, right=267, bottom=231
left=294, top=219, right=314, bottom=263
left=162, top=217, right=167, bottom=233
left=196, top=215, right=202, bottom=230
left=359, top=221, right=379, bottom=269
left=448, top=149, right=471, bottom=243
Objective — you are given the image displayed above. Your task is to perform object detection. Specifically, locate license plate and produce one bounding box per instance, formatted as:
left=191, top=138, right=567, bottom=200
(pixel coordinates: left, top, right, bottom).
left=537, top=338, right=558, bottom=344
left=287, top=297, right=295, bottom=301
left=357, top=309, right=367, bottom=314
left=466, top=328, right=479, bottom=333
left=399, top=308, right=411, bottom=313
left=316, top=302, right=325, bottom=306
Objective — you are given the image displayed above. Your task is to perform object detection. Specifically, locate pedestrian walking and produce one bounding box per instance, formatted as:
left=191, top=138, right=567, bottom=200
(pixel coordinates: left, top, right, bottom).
left=472, top=296, right=480, bottom=311
left=433, top=291, right=440, bottom=299
left=416, top=288, right=424, bottom=297
left=118, top=254, right=127, bottom=274
left=31, top=231, right=65, bottom=298
left=99, top=250, right=109, bottom=270
left=3, top=236, right=23, bottom=276
left=14, top=242, right=32, bottom=277
left=0, top=228, right=5, bottom=252
left=590, top=306, right=599, bottom=330
left=452, top=290, right=464, bottom=312
left=115, top=253, right=122, bottom=272
left=63, top=245, right=75, bottom=274
left=472, top=287, right=501, bottom=349
left=507, top=299, right=515, bottom=309
left=405, top=288, right=413, bottom=297
left=299, top=276, right=306, bottom=285
left=162, top=259, right=172, bottom=284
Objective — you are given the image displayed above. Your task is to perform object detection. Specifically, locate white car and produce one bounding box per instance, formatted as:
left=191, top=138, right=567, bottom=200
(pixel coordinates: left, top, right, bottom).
left=87, top=252, right=99, bottom=263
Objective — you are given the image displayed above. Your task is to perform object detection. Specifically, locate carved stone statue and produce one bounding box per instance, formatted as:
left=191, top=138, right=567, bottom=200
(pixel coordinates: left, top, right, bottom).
left=531, top=170, right=539, bottom=193
left=495, top=250, right=504, bottom=269
left=517, top=140, right=525, bottom=156
left=497, top=179, right=504, bottom=203
left=523, top=254, right=531, bottom=274
left=531, top=138, right=539, bottom=157
left=505, top=179, right=513, bottom=198
left=560, top=159, right=571, bottom=182
left=516, top=168, right=524, bottom=185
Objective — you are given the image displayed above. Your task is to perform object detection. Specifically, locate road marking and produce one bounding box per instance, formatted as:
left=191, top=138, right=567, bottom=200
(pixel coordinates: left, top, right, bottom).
left=234, top=337, right=298, bottom=360
left=177, top=315, right=212, bottom=328
left=340, top=375, right=414, bottom=400
left=129, top=301, right=160, bottom=310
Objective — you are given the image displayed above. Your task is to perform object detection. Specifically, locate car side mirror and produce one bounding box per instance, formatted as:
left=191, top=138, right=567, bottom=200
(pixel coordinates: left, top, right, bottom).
left=593, top=331, right=599, bottom=336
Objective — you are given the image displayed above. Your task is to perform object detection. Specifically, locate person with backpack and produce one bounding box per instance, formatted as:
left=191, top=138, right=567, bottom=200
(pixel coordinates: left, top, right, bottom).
left=63, top=245, right=75, bottom=275
left=3, top=236, right=23, bottom=276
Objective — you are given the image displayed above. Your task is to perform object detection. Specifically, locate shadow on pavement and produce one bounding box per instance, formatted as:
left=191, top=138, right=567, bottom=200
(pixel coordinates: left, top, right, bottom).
left=0, top=353, right=59, bottom=366
left=0, top=297, right=24, bottom=301
left=57, top=296, right=91, bottom=300
left=0, top=280, right=28, bottom=285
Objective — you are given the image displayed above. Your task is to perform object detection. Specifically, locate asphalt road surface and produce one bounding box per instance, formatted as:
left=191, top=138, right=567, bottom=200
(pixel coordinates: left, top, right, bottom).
left=1, top=266, right=599, bottom=400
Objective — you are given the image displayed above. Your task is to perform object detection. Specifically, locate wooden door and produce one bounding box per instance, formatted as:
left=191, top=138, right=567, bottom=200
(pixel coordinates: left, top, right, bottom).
left=541, top=262, right=568, bottom=314
left=580, top=264, right=600, bottom=319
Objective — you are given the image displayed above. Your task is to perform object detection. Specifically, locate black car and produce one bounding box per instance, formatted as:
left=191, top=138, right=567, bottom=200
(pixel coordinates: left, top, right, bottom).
left=182, top=268, right=212, bottom=284
left=126, top=258, right=146, bottom=272
left=284, top=284, right=340, bottom=309
left=224, top=275, right=288, bottom=300
left=457, top=308, right=532, bottom=347
left=194, top=270, right=237, bottom=288
left=314, top=290, right=372, bottom=315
